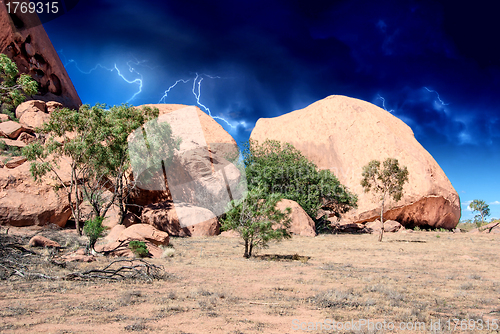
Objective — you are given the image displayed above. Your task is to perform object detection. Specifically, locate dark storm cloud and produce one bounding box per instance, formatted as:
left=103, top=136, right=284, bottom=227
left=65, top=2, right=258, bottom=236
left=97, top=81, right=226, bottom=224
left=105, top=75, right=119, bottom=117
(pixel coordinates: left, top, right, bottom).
left=44, top=0, right=500, bottom=148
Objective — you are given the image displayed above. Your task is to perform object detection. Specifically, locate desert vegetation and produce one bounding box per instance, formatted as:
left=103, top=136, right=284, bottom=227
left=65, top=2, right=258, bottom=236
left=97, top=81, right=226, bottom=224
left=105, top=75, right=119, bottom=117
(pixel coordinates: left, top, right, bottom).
left=1, top=228, right=499, bottom=333
left=22, top=103, right=180, bottom=236
left=1, top=50, right=498, bottom=333
left=222, top=139, right=358, bottom=257
left=469, top=200, right=491, bottom=228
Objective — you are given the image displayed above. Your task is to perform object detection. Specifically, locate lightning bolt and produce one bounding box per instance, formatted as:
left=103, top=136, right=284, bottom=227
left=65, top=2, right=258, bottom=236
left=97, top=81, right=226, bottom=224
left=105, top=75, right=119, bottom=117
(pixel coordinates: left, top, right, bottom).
left=113, top=61, right=143, bottom=103
left=159, top=73, right=246, bottom=130
left=192, top=73, right=235, bottom=128
left=59, top=50, right=143, bottom=103
left=424, top=87, right=449, bottom=106
left=58, top=50, right=246, bottom=131
left=377, top=94, right=394, bottom=113
left=159, top=79, right=191, bottom=103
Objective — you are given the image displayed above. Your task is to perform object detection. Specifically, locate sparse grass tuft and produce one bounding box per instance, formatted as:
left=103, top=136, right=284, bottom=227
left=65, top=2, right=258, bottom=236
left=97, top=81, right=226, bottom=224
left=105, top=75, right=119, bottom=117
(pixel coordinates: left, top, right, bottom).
left=161, top=246, right=175, bottom=258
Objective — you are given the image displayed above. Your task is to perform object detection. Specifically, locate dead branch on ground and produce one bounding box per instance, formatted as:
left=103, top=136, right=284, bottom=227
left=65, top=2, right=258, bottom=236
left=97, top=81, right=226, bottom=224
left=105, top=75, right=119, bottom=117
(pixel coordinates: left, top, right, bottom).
left=64, top=259, right=164, bottom=281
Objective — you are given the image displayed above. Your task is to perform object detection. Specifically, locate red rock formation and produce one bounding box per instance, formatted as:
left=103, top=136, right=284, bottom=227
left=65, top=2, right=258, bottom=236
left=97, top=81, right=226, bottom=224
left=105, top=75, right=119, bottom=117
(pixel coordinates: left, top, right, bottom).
left=275, top=199, right=316, bottom=236
left=28, top=235, right=60, bottom=248
left=141, top=201, right=220, bottom=237
left=96, top=224, right=169, bottom=259
left=251, top=95, right=461, bottom=229
left=128, top=104, right=241, bottom=221
left=0, top=153, right=72, bottom=227
left=117, top=224, right=170, bottom=246
left=0, top=3, right=81, bottom=109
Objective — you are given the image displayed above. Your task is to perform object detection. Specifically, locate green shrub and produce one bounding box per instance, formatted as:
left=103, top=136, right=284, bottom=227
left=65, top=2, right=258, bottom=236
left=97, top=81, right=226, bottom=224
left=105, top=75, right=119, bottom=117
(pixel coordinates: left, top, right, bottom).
left=242, top=139, right=357, bottom=221
left=83, top=216, right=105, bottom=250
left=0, top=53, right=38, bottom=115
left=129, top=240, right=149, bottom=258
left=7, top=145, right=20, bottom=155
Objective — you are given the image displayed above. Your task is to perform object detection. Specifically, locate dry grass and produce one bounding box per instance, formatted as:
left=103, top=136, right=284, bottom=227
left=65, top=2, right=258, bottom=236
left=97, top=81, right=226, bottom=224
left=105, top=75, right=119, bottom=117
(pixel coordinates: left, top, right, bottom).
left=0, top=230, right=499, bottom=333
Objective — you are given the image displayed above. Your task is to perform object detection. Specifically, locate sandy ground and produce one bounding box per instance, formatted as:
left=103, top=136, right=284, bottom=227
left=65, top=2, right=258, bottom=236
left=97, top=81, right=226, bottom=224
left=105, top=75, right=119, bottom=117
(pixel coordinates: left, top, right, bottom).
left=0, top=229, right=499, bottom=333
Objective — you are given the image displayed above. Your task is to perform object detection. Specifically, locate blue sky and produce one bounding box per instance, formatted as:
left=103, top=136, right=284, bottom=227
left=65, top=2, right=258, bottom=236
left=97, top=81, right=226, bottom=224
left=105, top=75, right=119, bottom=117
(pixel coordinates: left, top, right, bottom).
left=42, top=0, right=500, bottom=221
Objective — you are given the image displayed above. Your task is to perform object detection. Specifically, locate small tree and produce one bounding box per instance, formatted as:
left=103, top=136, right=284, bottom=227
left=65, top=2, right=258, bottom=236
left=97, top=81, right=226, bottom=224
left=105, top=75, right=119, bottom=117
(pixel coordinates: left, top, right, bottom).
left=221, top=187, right=292, bottom=258
left=469, top=199, right=490, bottom=228
left=360, top=158, right=409, bottom=241
left=0, top=54, right=38, bottom=118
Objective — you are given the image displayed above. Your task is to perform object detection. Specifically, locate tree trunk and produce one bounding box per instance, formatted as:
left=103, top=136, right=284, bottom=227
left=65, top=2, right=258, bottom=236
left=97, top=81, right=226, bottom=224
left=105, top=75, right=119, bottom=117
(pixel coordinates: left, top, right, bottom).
left=244, top=239, right=249, bottom=258
left=117, top=175, right=125, bottom=225
left=74, top=186, right=82, bottom=236
left=378, top=197, right=385, bottom=242
left=71, top=163, right=82, bottom=236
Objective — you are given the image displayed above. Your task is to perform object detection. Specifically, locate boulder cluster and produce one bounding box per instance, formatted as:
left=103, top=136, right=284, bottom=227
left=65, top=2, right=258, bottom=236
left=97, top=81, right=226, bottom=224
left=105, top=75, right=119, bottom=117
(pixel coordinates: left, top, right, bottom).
left=2, top=96, right=465, bottom=261
left=0, top=100, right=62, bottom=169
left=0, top=3, right=468, bottom=261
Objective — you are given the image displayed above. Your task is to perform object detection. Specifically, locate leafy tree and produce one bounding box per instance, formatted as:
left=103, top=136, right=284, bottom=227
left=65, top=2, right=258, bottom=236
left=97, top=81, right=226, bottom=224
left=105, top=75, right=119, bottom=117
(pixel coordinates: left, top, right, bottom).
left=242, top=139, right=357, bottom=221
left=80, top=104, right=180, bottom=222
left=83, top=216, right=105, bottom=252
left=22, top=103, right=180, bottom=235
left=360, top=158, right=409, bottom=241
left=0, top=54, right=38, bottom=118
left=221, top=187, right=292, bottom=258
left=222, top=139, right=357, bottom=257
left=469, top=199, right=490, bottom=228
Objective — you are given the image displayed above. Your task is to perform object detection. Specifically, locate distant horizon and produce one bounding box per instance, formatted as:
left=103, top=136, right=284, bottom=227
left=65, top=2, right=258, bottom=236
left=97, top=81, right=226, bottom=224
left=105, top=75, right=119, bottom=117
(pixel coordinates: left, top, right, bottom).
left=42, top=0, right=500, bottom=221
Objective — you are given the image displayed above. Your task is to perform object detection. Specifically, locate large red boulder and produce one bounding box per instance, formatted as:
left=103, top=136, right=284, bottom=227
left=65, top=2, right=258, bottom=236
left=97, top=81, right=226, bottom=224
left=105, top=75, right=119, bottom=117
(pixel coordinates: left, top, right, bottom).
left=117, top=224, right=169, bottom=246
left=275, top=199, right=316, bottom=236
left=0, top=158, right=72, bottom=227
left=15, top=100, right=46, bottom=119
left=250, top=95, right=461, bottom=229
left=141, top=201, right=220, bottom=237
left=128, top=104, right=242, bottom=230
left=0, top=121, right=32, bottom=139
left=97, top=224, right=169, bottom=259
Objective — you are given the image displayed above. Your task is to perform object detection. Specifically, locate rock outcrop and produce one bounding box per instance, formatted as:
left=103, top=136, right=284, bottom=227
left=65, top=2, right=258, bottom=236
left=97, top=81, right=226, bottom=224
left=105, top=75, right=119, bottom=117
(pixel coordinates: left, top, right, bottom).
left=468, top=221, right=500, bottom=234
left=0, top=4, right=81, bottom=109
left=117, top=224, right=170, bottom=246
left=4, top=156, right=27, bottom=169
left=0, top=121, right=32, bottom=139
left=28, top=235, right=60, bottom=248
left=128, top=104, right=242, bottom=230
left=97, top=224, right=169, bottom=258
left=250, top=95, right=461, bottom=229
left=141, top=201, right=220, bottom=237
left=275, top=199, right=316, bottom=236
left=17, top=100, right=52, bottom=128
left=0, top=155, right=72, bottom=227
